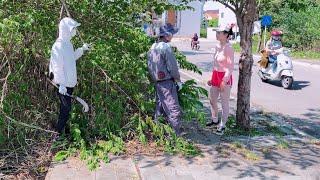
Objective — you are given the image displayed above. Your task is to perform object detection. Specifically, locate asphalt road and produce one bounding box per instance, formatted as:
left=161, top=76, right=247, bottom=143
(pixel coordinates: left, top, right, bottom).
left=172, top=38, right=320, bottom=136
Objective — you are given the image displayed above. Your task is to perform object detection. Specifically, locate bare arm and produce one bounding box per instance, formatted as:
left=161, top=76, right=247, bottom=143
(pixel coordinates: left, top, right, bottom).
left=223, top=47, right=235, bottom=83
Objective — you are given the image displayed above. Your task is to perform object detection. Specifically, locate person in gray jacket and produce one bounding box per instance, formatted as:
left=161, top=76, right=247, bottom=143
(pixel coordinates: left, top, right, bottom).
left=147, top=24, right=183, bottom=135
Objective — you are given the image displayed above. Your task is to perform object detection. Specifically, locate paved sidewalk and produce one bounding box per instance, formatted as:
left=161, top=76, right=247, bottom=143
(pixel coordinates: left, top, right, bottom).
left=46, top=136, right=320, bottom=180
left=46, top=100, right=320, bottom=180
left=45, top=157, right=139, bottom=180
left=46, top=99, right=320, bottom=180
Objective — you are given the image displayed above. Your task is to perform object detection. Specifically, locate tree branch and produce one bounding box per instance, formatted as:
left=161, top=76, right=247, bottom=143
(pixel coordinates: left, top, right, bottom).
left=216, top=0, right=236, bottom=12
left=59, top=0, right=71, bottom=18
left=239, top=0, right=247, bottom=14
left=0, top=59, right=11, bottom=109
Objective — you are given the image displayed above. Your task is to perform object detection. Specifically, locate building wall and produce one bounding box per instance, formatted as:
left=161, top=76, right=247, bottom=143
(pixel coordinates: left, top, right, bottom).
left=204, top=1, right=237, bottom=29
left=175, top=1, right=202, bottom=37
left=204, top=10, right=219, bottom=20
left=204, top=1, right=238, bottom=40
left=219, top=5, right=236, bottom=29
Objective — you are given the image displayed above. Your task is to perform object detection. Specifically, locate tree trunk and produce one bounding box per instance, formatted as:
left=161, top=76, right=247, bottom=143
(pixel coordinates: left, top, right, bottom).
left=235, top=0, right=257, bottom=130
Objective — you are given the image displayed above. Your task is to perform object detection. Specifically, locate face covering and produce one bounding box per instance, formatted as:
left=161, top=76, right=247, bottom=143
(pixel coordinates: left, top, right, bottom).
left=71, top=28, right=77, bottom=37
left=272, top=36, right=280, bottom=41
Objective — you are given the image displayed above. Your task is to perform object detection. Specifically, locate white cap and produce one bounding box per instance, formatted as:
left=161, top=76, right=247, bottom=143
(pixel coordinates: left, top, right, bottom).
left=216, top=25, right=231, bottom=32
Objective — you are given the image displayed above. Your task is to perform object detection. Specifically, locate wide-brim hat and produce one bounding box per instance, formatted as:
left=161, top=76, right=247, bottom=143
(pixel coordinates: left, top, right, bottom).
left=158, top=23, right=179, bottom=37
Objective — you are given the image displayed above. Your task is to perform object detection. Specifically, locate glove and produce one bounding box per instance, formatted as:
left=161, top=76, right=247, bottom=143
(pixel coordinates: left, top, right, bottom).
left=177, top=82, right=183, bottom=91
left=59, top=85, right=67, bottom=95
left=82, top=43, right=91, bottom=51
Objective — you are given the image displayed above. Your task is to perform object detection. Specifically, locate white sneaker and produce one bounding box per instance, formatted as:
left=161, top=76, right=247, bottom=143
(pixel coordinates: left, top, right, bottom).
left=216, top=125, right=225, bottom=135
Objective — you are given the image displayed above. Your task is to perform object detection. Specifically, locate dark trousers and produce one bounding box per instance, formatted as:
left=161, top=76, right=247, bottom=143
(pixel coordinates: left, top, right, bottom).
left=56, top=87, right=74, bottom=134
left=155, top=80, right=182, bottom=134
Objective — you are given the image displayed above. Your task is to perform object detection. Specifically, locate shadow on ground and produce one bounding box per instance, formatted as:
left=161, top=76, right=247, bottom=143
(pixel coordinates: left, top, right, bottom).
left=132, top=98, right=320, bottom=179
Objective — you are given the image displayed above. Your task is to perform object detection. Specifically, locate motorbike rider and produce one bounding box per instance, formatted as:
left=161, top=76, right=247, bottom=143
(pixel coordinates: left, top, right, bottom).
left=191, top=33, right=199, bottom=49
left=265, top=30, right=284, bottom=71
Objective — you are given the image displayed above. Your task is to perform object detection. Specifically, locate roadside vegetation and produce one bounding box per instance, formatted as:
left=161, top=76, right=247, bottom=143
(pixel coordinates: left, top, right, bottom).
left=0, top=1, right=207, bottom=178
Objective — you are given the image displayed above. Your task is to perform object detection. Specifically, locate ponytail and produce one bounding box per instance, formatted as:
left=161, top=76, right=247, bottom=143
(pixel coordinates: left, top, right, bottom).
left=223, top=28, right=233, bottom=38
left=227, top=28, right=233, bottom=38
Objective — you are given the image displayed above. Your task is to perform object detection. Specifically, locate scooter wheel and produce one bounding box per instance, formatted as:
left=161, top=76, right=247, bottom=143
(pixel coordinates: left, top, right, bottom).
left=281, top=76, right=293, bottom=89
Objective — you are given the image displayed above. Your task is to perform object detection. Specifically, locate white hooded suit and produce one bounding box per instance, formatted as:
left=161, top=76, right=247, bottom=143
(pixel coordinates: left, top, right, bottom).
left=49, top=17, right=86, bottom=88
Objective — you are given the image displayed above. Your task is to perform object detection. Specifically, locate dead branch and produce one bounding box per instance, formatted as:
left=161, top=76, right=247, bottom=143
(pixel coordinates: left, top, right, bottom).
left=0, top=110, right=58, bottom=134
left=0, top=56, right=11, bottom=109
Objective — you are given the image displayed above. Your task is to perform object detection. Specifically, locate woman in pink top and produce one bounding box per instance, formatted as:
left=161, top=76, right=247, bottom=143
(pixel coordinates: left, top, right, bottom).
left=206, top=26, right=235, bottom=134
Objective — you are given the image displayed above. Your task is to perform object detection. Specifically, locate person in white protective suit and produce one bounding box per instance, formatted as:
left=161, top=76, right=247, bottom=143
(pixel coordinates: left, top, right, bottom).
left=49, top=17, right=90, bottom=135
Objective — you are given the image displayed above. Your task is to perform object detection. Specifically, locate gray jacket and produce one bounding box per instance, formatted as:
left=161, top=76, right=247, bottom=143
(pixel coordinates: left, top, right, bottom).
left=147, top=42, right=181, bottom=82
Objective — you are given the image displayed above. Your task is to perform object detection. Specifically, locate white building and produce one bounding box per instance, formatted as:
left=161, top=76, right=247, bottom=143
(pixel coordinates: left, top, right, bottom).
left=145, top=1, right=238, bottom=39
left=204, top=1, right=238, bottom=40
left=162, top=0, right=204, bottom=37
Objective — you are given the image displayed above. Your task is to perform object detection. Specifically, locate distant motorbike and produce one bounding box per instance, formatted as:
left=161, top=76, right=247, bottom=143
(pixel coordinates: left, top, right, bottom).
left=191, top=41, right=200, bottom=50
left=258, top=49, right=294, bottom=89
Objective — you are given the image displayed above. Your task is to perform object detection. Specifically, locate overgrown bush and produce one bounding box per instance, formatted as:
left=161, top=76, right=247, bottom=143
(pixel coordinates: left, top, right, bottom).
left=0, top=0, right=206, bottom=177
left=260, top=0, right=320, bottom=51
left=208, top=18, right=218, bottom=28
left=200, top=28, right=207, bottom=38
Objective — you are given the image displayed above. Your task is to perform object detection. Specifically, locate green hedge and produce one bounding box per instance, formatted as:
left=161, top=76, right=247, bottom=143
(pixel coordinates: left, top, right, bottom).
left=208, top=19, right=218, bottom=28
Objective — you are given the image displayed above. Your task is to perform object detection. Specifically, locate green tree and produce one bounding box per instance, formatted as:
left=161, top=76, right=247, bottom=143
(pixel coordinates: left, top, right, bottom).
left=259, top=0, right=320, bottom=50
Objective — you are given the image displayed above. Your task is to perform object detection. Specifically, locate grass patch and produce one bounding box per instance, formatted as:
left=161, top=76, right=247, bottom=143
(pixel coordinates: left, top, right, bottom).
left=276, top=137, right=290, bottom=150
left=224, top=115, right=290, bottom=138
left=261, top=147, right=272, bottom=154
left=200, top=28, right=207, bottom=38
left=224, top=116, right=264, bottom=137
left=291, top=50, right=320, bottom=60
left=230, top=141, right=244, bottom=149
left=232, top=35, right=260, bottom=53
left=265, top=122, right=287, bottom=137
left=243, top=150, right=260, bottom=161
left=229, top=141, right=260, bottom=161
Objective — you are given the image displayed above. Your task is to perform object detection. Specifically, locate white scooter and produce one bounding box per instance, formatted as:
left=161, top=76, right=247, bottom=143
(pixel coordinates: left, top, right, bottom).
left=258, top=49, right=294, bottom=89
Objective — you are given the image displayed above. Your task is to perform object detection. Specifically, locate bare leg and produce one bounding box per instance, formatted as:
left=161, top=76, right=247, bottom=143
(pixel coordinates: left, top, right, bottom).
left=209, top=86, right=220, bottom=123
left=219, top=85, right=231, bottom=127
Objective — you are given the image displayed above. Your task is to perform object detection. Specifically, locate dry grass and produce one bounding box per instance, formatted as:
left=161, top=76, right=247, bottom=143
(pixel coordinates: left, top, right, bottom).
left=125, top=139, right=164, bottom=157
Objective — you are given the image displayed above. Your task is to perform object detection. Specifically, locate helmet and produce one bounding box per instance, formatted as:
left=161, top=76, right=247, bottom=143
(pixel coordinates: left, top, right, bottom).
left=271, top=30, right=283, bottom=36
